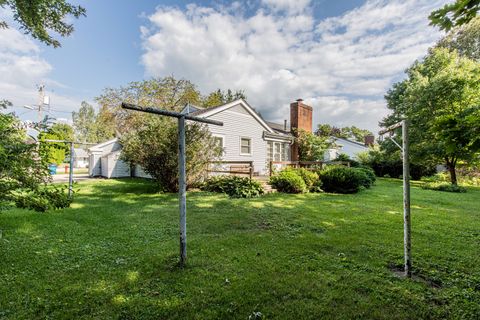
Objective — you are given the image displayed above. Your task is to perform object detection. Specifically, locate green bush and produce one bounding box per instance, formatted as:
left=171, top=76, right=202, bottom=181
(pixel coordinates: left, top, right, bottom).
left=9, top=185, right=72, bottom=212
left=269, top=170, right=307, bottom=194
left=421, top=182, right=467, bottom=193
left=357, top=166, right=376, bottom=188
left=201, top=175, right=264, bottom=198
left=289, top=168, right=319, bottom=191
left=319, top=166, right=371, bottom=194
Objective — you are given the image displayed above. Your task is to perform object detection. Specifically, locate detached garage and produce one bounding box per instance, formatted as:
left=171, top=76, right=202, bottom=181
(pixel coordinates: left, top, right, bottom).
left=88, top=139, right=130, bottom=178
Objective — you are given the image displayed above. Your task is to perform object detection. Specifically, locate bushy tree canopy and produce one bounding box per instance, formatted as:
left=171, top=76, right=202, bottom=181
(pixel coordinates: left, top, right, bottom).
left=120, top=117, right=221, bottom=192
left=38, top=123, right=73, bottom=165
left=296, top=129, right=331, bottom=161
left=383, top=48, right=480, bottom=184
left=315, top=123, right=372, bottom=143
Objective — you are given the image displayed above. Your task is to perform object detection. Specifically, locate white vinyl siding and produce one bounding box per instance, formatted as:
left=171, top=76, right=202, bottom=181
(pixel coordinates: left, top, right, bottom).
left=204, top=103, right=269, bottom=175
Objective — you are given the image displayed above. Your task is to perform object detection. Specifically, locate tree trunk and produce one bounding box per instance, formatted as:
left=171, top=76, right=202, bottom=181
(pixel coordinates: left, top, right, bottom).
left=446, top=158, right=458, bottom=185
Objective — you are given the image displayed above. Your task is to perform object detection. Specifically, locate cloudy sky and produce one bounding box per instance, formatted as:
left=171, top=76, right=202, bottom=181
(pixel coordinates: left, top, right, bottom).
left=0, top=0, right=448, bottom=132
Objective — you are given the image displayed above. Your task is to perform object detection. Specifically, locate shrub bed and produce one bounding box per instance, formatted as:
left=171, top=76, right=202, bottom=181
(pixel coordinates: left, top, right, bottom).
left=201, top=175, right=264, bottom=198
left=10, top=185, right=72, bottom=212
left=269, top=170, right=307, bottom=194
left=421, top=182, right=467, bottom=193
left=319, top=166, right=373, bottom=194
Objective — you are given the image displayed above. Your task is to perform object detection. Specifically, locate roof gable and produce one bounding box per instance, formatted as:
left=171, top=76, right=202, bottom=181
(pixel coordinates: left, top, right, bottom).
left=195, top=99, right=274, bottom=133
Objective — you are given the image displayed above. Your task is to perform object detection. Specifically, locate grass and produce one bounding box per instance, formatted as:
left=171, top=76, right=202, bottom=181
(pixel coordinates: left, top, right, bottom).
left=0, top=178, right=479, bottom=319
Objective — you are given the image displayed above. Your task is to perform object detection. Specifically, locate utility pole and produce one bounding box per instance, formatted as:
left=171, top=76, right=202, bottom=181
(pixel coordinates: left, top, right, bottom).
left=37, top=84, right=45, bottom=124
left=379, top=120, right=411, bottom=278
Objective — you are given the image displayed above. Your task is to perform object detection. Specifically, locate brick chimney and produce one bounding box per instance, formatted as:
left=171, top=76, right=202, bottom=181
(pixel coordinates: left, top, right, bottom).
left=364, top=134, right=375, bottom=147
left=290, top=98, right=313, bottom=161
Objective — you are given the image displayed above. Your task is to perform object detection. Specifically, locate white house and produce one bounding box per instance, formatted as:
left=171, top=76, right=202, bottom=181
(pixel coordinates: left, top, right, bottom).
left=88, top=98, right=373, bottom=178
left=73, top=148, right=89, bottom=168
left=324, top=137, right=372, bottom=161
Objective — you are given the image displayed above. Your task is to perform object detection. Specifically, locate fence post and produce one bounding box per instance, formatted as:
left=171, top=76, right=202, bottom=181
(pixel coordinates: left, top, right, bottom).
left=269, top=161, right=273, bottom=177
left=249, top=162, right=253, bottom=180
left=178, top=116, right=187, bottom=267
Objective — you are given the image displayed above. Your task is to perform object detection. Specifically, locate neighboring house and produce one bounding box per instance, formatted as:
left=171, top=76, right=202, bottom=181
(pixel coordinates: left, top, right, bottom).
left=324, top=136, right=373, bottom=161
left=88, top=98, right=373, bottom=177
left=73, top=148, right=89, bottom=168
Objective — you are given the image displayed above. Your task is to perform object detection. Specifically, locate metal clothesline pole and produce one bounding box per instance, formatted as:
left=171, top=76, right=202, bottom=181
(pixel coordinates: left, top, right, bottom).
left=42, top=139, right=96, bottom=198
left=121, top=102, right=223, bottom=267
left=379, top=119, right=411, bottom=278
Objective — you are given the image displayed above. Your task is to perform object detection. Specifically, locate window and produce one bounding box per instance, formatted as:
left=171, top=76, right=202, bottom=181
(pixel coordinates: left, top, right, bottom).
left=267, top=141, right=273, bottom=161
left=274, top=143, right=281, bottom=161
left=213, top=136, right=224, bottom=148
left=240, top=138, right=251, bottom=155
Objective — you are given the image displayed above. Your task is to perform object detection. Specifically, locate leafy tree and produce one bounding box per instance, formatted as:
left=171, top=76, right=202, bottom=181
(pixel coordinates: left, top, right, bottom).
left=95, top=77, right=202, bottom=136
left=437, top=16, right=480, bottom=61
left=315, top=123, right=372, bottom=143
left=120, top=116, right=221, bottom=192
left=72, top=101, right=111, bottom=143
left=0, top=0, right=86, bottom=47
left=0, top=110, right=50, bottom=206
left=383, top=48, right=480, bottom=184
left=430, top=0, right=480, bottom=31
left=202, top=89, right=246, bottom=107
left=296, top=129, right=331, bottom=161
left=38, top=123, right=74, bottom=165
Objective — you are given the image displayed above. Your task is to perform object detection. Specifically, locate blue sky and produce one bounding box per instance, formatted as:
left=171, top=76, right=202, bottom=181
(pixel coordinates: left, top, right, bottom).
left=1, top=0, right=447, bottom=132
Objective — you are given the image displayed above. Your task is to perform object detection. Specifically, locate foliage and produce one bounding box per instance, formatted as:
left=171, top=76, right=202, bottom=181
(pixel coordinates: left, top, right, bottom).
left=316, top=123, right=373, bottom=143
left=356, top=167, right=376, bottom=188
left=296, top=129, right=330, bottom=161
left=333, top=153, right=360, bottom=167
left=269, top=169, right=307, bottom=193
left=202, top=89, right=246, bottom=107
left=430, top=0, right=480, bottom=31
left=422, top=182, right=467, bottom=193
left=0, top=111, right=50, bottom=205
left=293, top=168, right=319, bottom=191
left=1, top=178, right=480, bottom=318
left=120, top=116, right=221, bottom=192
left=0, top=0, right=86, bottom=47
left=38, top=123, right=74, bottom=165
left=383, top=48, right=480, bottom=184
left=359, top=148, right=437, bottom=180
left=72, top=101, right=110, bottom=143
left=10, top=184, right=72, bottom=212
left=201, top=175, right=264, bottom=198
left=437, top=16, right=480, bottom=61
left=422, top=171, right=480, bottom=187
left=319, top=166, right=372, bottom=194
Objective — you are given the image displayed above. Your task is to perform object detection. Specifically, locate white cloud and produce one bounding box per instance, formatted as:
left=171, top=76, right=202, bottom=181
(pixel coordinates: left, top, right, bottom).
left=0, top=10, right=81, bottom=121
left=141, top=0, right=448, bottom=133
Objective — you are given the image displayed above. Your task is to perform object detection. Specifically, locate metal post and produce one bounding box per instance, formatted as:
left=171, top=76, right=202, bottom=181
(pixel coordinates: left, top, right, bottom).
left=178, top=116, right=187, bottom=267
left=68, top=142, right=74, bottom=198
left=402, top=120, right=412, bottom=277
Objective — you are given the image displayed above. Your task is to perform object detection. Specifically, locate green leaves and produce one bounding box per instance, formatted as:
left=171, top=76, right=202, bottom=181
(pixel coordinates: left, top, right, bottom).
left=430, top=0, right=480, bottom=31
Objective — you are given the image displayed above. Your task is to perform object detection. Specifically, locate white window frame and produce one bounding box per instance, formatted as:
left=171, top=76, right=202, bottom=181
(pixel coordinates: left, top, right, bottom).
left=240, top=137, right=252, bottom=156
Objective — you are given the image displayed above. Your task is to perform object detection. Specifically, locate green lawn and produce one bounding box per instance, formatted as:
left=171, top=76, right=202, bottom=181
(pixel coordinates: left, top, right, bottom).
left=0, top=179, right=479, bottom=319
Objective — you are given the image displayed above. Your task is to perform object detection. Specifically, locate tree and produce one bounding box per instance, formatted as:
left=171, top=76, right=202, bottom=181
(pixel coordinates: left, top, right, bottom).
left=0, top=0, right=86, bottom=47
left=95, top=77, right=202, bottom=136
left=120, top=116, right=221, bottom=192
left=437, top=16, right=480, bottom=61
left=202, top=89, right=247, bottom=107
left=0, top=110, right=49, bottom=205
left=315, top=123, right=372, bottom=143
left=72, top=101, right=111, bottom=143
left=430, top=0, right=480, bottom=31
left=296, top=129, right=331, bottom=161
left=383, top=48, right=480, bottom=184
left=38, top=123, right=74, bottom=165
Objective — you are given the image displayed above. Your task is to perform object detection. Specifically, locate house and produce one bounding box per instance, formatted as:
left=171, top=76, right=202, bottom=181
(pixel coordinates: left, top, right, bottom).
left=88, top=98, right=372, bottom=177
left=324, top=136, right=374, bottom=161
left=73, top=148, right=89, bottom=168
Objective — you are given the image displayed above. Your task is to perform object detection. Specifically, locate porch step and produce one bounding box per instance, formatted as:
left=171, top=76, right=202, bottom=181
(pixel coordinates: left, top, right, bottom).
left=253, top=176, right=276, bottom=194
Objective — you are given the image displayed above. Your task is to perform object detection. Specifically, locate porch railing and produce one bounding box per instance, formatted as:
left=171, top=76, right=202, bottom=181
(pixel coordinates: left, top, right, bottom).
left=269, top=161, right=350, bottom=176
